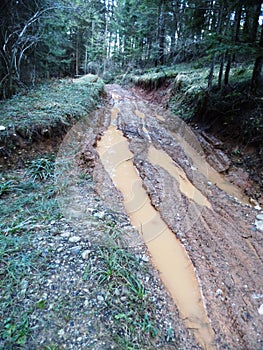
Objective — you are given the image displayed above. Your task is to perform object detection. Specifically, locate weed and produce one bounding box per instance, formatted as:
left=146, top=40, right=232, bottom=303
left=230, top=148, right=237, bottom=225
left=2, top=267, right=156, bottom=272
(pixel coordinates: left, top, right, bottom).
left=0, top=180, right=15, bottom=196
left=25, top=155, right=55, bottom=181
left=0, top=166, right=61, bottom=348
left=87, top=243, right=162, bottom=349
left=0, top=233, right=43, bottom=348
left=124, top=274, right=146, bottom=300
left=2, top=316, right=30, bottom=346
left=138, top=314, right=158, bottom=337
left=36, top=299, right=47, bottom=310
left=42, top=346, right=59, bottom=350
left=166, top=326, right=175, bottom=342
left=82, top=262, right=91, bottom=281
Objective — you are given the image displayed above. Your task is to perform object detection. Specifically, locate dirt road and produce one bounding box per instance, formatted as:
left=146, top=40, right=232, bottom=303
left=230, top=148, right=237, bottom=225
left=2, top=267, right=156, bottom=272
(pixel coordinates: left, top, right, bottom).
left=70, top=84, right=263, bottom=349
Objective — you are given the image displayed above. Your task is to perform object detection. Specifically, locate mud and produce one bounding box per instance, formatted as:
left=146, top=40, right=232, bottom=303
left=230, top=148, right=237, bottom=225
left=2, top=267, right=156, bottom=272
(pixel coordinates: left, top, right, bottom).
left=96, top=106, right=215, bottom=349
left=86, top=84, right=262, bottom=350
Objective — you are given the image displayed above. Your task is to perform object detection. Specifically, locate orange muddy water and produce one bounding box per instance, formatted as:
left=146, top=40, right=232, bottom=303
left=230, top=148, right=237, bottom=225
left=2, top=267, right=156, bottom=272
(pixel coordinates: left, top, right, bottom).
left=97, top=106, right=216, bottom=350
left=172, top=133, right=248, bottom=204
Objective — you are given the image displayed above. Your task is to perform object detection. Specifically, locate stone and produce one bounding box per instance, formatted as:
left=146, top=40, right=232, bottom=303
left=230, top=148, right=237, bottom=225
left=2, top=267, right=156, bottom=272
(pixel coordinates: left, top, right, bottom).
left=256, top=213, right=263, bottom=221
left=141, top=254, right=149, bottom=262
left=258, top=304, right=263, bottom=315
left=97, top=295, right=104, bottom=302
left=61, top=232, right=71, bottom=238
left=93, top=211, right=105, bottom=219
left=69, top=246, right=82, bottom=254
left=69, top=236, right=81, bottom=243
left=58, top=329, right=65, bottom=337
left=255, top=220, right=263, bottom=232
left=82, top=250, right=91, bottom=260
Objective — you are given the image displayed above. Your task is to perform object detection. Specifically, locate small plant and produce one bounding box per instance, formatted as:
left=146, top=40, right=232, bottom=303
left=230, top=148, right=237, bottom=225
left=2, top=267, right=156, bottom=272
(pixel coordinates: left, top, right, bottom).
left=124, top=274, right=146, bottom=300
left=25, top=156, right=55, bottom=181
left=139, top=314, right=158, bottom=337
left=2, top=317, right=30, bottom=346
left=0, top=180, right=15, bottom=196
left=166, top=326, right=175, bottom=342
left=43, top=345, right=59, bottom=350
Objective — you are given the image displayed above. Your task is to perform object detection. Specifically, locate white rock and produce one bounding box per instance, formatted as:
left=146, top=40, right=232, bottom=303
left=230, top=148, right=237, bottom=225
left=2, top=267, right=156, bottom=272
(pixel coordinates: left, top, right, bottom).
left=258, top=304, right=263, bottom=315
left=141, top=254, right=149, bottom=262
left=0, top=126, right=6, bottom=131
left=69, top=236, right=81, bottom=243
left=82, top=250, right=91, bottom=260
left=58, top=329, right=65, bottom=337
left=252, top=293, right=263, bottom=299
left=69, top=246, right=82, bottom=254
left=97, top=295, right=104, bottom=302
left=256, top=213, right=263, bottom=221
left=216, top=288, right=223, bottom=296
left=93, top=211, right=105, bottom=219
left=61, top=232, right=70, bottom=238
left=255, top=220, right=263, bottom=232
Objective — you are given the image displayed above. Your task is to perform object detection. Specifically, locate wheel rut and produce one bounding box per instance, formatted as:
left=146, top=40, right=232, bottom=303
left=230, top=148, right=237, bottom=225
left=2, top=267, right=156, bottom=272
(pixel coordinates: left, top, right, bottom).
left=90, top=84, right=262, bottom=349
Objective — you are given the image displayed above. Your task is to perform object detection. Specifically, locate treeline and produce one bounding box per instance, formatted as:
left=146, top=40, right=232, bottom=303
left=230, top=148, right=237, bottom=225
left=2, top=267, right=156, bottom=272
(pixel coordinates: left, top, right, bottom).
left=0, top=0, right=262, bottom=98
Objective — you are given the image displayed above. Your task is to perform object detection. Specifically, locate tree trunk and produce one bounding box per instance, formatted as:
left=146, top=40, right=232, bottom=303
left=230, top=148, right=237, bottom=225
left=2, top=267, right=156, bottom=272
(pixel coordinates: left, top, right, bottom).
left=157, top=0, right=165, bottom=65
left=208, top=54, right=215, bottom=90
left=224, top=53, right=231, bottom=86
left=232, top=2, right=242, bottom=62
left=75, top=37, right=79, bottom=76
left=218, top=53, right=225, bottom=89
left=208, top=0, right=223, bottom=90
left=251, top=24, right=263, bottom=94
left=84, top=46, right=88, bottom=74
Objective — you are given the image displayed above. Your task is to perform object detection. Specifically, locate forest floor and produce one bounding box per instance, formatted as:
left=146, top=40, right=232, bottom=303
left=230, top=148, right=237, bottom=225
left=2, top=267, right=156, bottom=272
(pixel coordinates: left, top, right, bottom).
left=0, top=76, right=263, bottom=350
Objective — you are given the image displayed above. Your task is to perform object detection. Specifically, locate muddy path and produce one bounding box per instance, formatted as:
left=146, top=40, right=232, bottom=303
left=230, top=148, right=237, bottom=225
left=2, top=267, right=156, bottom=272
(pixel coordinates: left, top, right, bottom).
left=78, top=84, right=262, bottom=349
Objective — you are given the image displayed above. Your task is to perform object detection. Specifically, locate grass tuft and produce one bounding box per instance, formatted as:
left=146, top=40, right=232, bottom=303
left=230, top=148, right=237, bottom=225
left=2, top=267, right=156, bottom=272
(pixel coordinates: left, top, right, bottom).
left=25, top=155, right=55, bottom=181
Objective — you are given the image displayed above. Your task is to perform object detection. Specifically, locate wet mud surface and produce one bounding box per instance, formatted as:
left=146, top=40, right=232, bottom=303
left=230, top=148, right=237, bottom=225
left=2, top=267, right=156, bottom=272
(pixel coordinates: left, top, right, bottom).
left=80, top=84, right=262, bottom=350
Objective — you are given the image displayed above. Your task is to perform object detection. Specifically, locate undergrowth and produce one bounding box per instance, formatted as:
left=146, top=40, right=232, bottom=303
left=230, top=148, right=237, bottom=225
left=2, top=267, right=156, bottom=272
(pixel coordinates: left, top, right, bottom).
left=0, top=157, right=59, bottom=348
left=129, top=63, right=262, bottom=143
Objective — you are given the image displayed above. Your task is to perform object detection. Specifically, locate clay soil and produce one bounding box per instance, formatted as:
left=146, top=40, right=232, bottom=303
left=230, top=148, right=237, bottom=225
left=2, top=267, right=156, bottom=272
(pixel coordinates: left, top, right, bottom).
left=85, top=84, right=263, bottom=350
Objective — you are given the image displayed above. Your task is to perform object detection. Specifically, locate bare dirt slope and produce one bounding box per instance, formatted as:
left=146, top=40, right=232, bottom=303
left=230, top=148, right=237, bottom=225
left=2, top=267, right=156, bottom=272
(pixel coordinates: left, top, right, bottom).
left=85, top=84, right=263, bottom=350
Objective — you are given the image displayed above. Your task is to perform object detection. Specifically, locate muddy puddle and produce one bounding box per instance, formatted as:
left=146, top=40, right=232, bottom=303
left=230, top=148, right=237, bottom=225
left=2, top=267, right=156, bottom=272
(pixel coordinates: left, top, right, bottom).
left=171, top=132, right=248, bottom=204
left=148, top=145, right=211, bottom=208
left=96, top=104, right=216, bottom=349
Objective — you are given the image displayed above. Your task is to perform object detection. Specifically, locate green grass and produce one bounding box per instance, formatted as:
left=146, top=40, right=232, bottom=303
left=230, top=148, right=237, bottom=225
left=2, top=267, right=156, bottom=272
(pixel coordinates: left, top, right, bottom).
left=0, top=75, right=104, bottom=151
left=0, top=160, right=60, bottom=348
left=25, top=155, right=55, bottom=181
left=88, top=231, right=164, bottom=350
left=0, top=232, right=46, bottom=348
left=0, top=160, right=60, bottom=235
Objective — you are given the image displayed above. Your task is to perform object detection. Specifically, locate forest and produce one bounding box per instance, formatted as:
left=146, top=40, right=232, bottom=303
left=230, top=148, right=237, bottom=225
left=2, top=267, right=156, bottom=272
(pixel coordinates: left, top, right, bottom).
left=0, top=0, right=262, bottom=99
